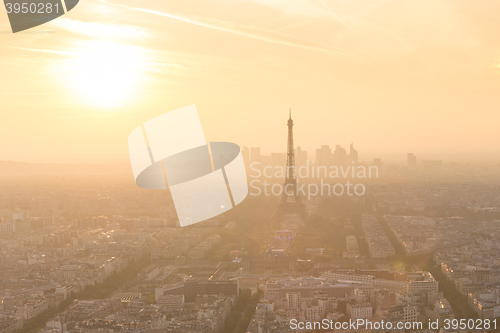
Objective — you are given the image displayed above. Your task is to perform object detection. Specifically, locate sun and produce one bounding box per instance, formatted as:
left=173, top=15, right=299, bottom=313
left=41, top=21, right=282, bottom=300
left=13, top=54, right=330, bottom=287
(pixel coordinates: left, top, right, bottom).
left=68, top=40, right=146, bottom=108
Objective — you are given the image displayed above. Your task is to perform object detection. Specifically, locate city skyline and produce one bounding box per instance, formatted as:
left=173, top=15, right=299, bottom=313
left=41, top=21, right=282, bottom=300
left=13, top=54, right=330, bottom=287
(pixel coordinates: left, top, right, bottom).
left=2, top=1, right=500, bottom=332
left=0, top=138, right=498, bottom=165
left=0, top=105, right=498, bottom=165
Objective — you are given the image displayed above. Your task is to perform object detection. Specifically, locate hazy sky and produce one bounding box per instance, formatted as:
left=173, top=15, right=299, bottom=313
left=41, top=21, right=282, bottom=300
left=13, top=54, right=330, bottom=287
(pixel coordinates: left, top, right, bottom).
left=1, top=0, right=499, bottom=163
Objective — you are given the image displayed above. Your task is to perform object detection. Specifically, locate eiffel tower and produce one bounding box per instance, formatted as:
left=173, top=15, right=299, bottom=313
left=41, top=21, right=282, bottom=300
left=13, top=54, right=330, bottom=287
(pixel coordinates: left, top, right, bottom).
left=276, top=108, right=307, bottom=219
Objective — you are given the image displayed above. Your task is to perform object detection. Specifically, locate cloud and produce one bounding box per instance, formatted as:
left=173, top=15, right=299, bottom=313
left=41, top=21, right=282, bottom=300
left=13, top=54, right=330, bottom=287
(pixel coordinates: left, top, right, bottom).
left=315, top=0, right=350, bottom=28
left=51, top=18, right=151, bottom=40
left=6, top=46, right=75, bottom=56
left=132, top=7, right=349, bottom=54
left=242, top=0, right=350, bottom=23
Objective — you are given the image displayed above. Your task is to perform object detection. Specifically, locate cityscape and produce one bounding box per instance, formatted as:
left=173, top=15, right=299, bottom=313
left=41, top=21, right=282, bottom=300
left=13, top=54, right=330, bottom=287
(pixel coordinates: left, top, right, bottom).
left=0, top=112, right=499, bottom=333
left=2, top=0, right=500, bottom=332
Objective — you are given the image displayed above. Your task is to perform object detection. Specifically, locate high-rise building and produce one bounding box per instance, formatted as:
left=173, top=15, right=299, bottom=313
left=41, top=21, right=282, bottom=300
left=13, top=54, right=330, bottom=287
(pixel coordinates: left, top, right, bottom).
left=250, top=147, right=261, bottom=163
left=285, top=292, right=301, bottom=310
left=349, top=143, right=358, bottom=164
left=316, top=145, right=332, bottom=166
left=242, top=146, right=249, bottom=164
left=407, top=153, right=417, bottom=167
left=333, top=145, right=348, bottom=165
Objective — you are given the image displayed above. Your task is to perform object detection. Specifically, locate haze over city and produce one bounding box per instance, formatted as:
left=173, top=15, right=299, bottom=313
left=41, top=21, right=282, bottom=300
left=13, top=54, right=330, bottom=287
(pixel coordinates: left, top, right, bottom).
left=1, top=2, right=500, bottom=333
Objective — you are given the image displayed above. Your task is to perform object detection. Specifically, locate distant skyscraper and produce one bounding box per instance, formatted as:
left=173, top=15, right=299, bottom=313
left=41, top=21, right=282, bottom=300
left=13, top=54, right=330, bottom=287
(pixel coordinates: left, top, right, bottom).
left=407, top=153, right=417, bottom=167
left=242, top=146, right=249, bottom=164
left=316, top=145, right=332, bottom=166
left=333, top=145, right=348, bottom=165
left=250, top=147, right=261, bottom=163
left=349, top=143, right=358, bottom=164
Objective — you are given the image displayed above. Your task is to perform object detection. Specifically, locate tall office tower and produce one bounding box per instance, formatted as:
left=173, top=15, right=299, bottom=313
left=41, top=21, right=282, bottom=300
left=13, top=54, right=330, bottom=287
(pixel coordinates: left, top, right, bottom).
left=333, top=144, right=348, bottom=165
left=407, top=153, right=417, bottom=167
left=276, top=109, right=306, bottom=218
left=316, top=145, right=332, bottom=166
left=349, top=143, right=358, bottom=164
left=242, top=146, right=249, bottom=164
left=250, top=147, right=261, bottom=163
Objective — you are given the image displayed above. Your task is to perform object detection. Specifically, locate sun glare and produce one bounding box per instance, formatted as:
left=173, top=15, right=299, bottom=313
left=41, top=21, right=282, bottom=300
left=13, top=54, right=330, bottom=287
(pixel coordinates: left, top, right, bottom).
left=68, top=41, right=146, bottom=108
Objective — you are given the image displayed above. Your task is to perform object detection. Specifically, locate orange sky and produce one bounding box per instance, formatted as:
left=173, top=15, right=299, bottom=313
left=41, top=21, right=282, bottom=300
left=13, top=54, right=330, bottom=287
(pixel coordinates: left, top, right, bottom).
left=1, top=0, right=499, bottom=163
